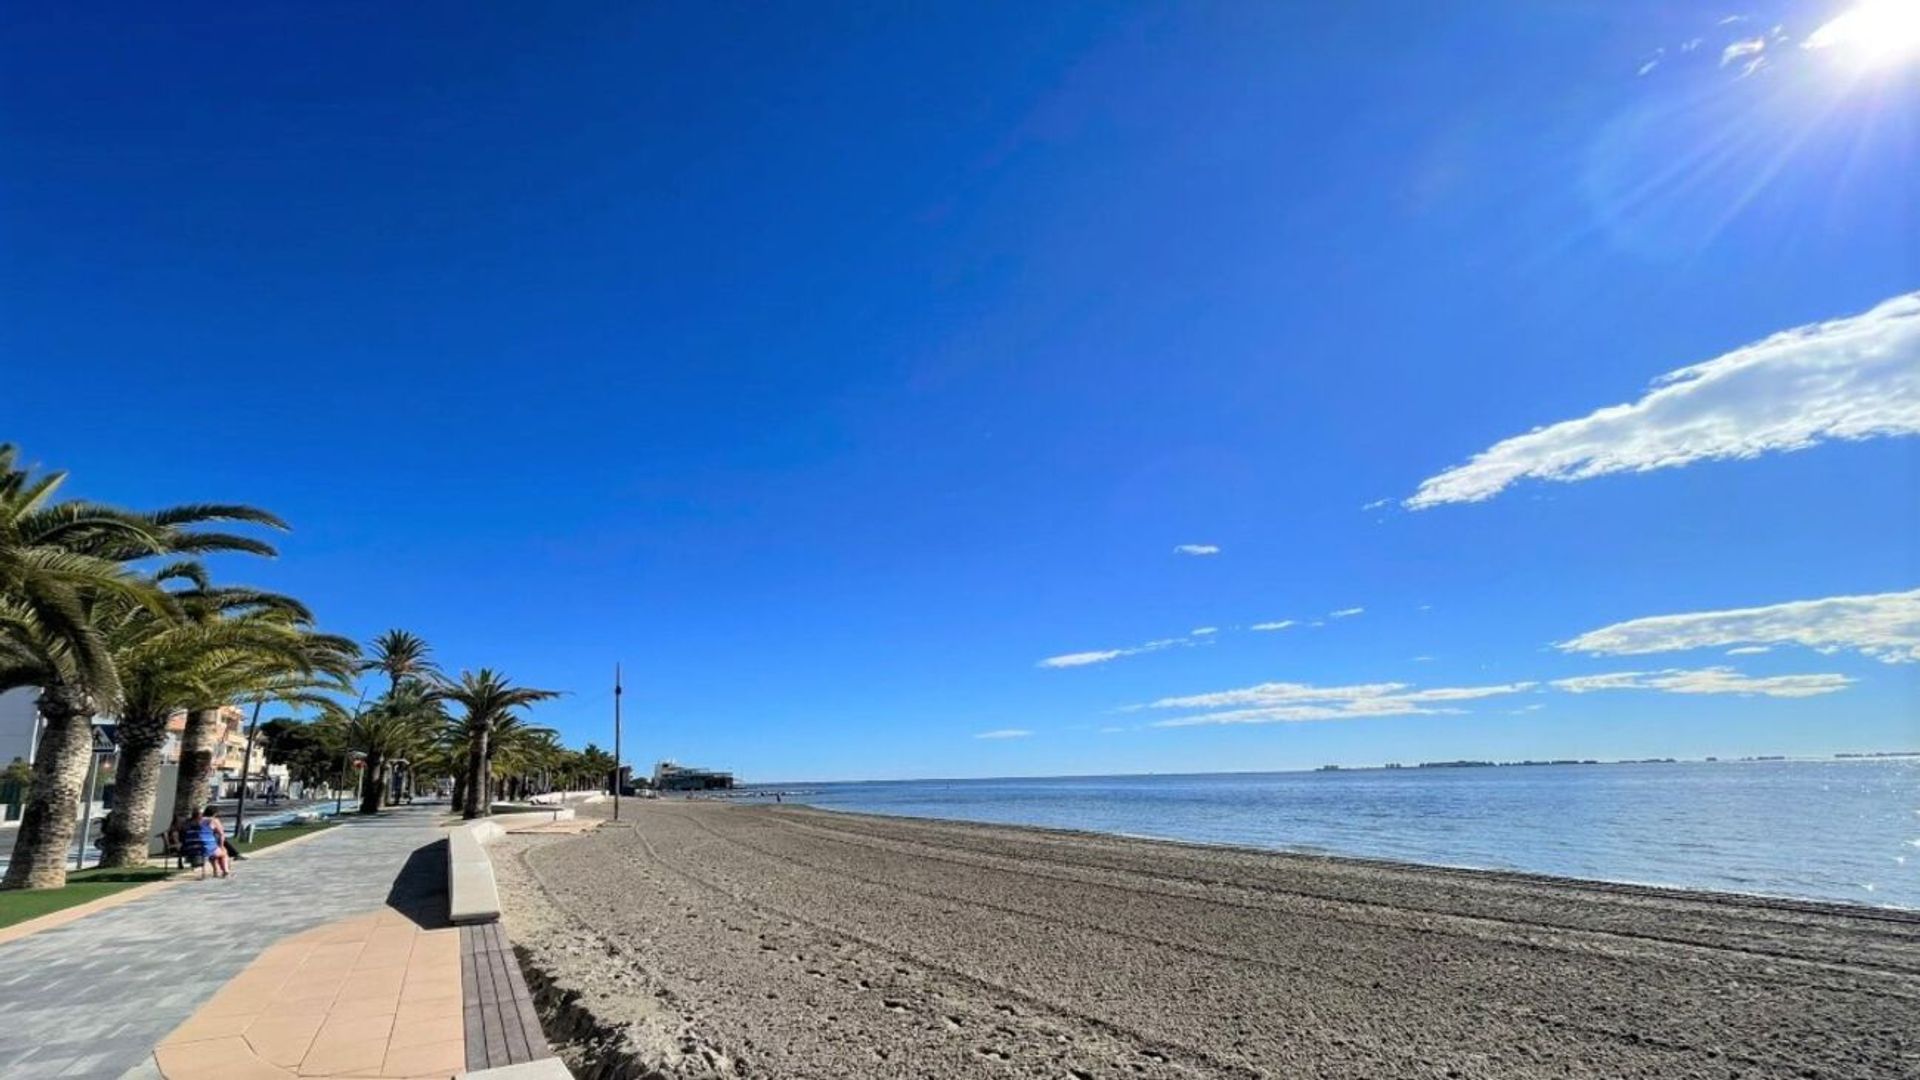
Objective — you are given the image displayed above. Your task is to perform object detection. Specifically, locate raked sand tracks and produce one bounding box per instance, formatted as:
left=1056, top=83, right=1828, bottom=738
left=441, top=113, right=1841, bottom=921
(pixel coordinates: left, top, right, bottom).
left=497, top=799, right=1920, bottom=1080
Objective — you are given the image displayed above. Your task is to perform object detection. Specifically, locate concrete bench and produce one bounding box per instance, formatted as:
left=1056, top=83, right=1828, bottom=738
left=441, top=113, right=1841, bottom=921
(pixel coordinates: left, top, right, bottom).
left=447, top=820, right=504, bottom=924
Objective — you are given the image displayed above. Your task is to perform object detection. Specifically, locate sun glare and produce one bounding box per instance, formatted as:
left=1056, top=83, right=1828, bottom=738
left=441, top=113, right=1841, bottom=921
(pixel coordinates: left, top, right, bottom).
left=1805, top=0, right=1920, bottom=69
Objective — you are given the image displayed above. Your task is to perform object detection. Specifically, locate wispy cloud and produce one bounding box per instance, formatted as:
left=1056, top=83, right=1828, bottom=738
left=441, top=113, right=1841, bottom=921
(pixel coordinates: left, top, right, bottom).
left=1720, top=36, right=1767, bottom=67
left=1407, top=290, right=1920, bottom=508
left=1038, top=637, right=1187, bottom=669
left=1098, top=726, right=1127, bottom=734
left=1190, top=626, right=1218, bottom=636
left=1361, top=498, right=1391, bottom=511
left=974, top=728, right=1032, bottom=740
left=1552, top=667, right=1852, bottom=698
left=1330, top=607, right=1365, bottom=619
left=1250, top=620, right=1296, bottom=631
left=1173, top=544, right=1220, bottom=556
left=1143, top=679, right=1536, bottom=727
left=1562, top=588, right=1920, bottom=664
left=1726, top=645, right=1772, bottom=655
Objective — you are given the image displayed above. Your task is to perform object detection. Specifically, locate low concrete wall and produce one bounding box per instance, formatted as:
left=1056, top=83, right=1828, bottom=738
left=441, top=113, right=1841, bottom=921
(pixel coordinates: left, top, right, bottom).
left=447, top=820, right=504, bottom=924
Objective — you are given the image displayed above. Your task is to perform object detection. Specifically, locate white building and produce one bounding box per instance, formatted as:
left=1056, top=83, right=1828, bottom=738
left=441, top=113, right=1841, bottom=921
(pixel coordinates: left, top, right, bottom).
left=0, top=688, right=41, bottom=767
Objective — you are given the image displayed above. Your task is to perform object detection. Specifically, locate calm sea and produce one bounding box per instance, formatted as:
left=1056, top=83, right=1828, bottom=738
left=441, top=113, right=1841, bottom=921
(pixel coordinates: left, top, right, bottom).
left=761, top=760, right=1920, bottom=909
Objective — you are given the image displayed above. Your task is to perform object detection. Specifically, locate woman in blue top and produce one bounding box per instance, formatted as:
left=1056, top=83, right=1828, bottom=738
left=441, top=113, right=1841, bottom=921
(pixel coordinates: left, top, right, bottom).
left=177, top=806, right=227, bottom=879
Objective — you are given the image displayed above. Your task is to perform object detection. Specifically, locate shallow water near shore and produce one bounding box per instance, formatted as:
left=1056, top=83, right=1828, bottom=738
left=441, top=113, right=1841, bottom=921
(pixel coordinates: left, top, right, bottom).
left=759, top=759, right=1920, bottom=908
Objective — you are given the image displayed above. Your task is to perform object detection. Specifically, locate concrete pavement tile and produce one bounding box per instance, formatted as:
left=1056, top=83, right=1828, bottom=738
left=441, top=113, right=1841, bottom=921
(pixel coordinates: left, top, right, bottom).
left=377, top=1038, right=464, bottom=1078
left=240, top=1014, right=325, bottom=1069
left=290, top=1034, right=385, bottom=1078
left=162, top=1011, right=256, bottom=1045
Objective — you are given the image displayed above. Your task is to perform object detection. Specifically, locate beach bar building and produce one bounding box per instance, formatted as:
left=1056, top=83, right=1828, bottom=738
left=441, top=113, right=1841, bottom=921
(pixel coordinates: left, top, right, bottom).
left=653, top=759, right=735, bottom=791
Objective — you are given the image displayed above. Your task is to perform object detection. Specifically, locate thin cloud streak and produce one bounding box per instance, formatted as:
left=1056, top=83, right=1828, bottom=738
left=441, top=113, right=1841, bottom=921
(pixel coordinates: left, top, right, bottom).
left=1173, top=544, right=1221, bottom=556
left=1552, top=667, right=1852, bottom=698
left=974, top=728, right=1033, bottom=740
left=1407, top=290, right=1920, bottom=508
left=1144, top=679, right=1537, bottom=727
left=1562, top=588, right=1920, bottom=664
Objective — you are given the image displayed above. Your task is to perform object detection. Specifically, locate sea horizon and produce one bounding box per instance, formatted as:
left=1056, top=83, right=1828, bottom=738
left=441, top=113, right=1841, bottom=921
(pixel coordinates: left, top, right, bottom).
left=744, top=747, right=1920, bottom=788
left=737, top=758, right=1920, bottom=910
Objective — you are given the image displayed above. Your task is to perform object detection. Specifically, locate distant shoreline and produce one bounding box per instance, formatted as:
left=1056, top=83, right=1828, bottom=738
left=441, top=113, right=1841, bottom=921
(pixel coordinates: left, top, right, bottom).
left=744, top=750, right=1920, bottom=788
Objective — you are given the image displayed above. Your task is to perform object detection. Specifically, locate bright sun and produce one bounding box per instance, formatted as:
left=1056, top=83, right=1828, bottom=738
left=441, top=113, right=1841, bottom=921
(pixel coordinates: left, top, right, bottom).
left=1805, top=0, right=1920, bottom=69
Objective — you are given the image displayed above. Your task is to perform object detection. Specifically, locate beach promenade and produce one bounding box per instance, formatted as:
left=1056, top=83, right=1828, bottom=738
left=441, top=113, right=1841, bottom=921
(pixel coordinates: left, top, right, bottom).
left=500, top=799, right=1920, bottom=1079
left=0, top=805, right=469, bottom=1079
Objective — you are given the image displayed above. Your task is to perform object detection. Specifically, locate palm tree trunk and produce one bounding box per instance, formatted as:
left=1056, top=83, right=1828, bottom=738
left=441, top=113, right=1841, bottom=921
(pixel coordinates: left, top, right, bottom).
left=1, top=686, right=97, bottom=890
left=461, top=724, right=489, bottom=820
left=172, top=707, right=221, bottom=822
left=451, top=771, right=468, bottom=814
left=97, top=709, right=169, bottom=868
left=359, top=752, right=386, bottom=814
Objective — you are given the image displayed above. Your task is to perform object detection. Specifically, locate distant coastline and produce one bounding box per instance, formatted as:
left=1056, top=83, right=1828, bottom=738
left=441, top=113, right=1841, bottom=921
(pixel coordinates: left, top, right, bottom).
left=753, top=749, right=1920, bottom=789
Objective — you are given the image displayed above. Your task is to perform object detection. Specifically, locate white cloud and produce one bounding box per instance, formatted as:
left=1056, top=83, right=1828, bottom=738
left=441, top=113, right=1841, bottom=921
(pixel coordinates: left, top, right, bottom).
left=1330, top=607, right=1365, bottom=618
left=1406, top=290, right=1920, bottom=508
left=1721, top=36, right=1767, bottom=66
left=1361, top=498, right=1391, bottom=511
left=1637, top=58, right=1661, bottom=76
left=974, top=728, right=1032, bottom=740
left=1173, top=544, right=1220, bottom=556
left=1190, top=627, right=1218, bottom=636
left=1038, top=636, right=1190, bottom=669
left=1143, top=679, right=1536, bottom=727
left=1551, top=667, right=1852, bottom=698
left=1562, top=588, right=1920, bottom=664
left=1726, top=645, right=1772, bottom=655
left=1250, top=620, right=1296, bottom=631
left=1038, top=649, right=1128, bottom=669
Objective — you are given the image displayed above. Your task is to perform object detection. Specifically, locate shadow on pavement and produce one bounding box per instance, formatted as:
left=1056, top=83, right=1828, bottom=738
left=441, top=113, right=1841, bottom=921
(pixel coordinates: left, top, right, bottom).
left=383, top=838, right=450, bottom=930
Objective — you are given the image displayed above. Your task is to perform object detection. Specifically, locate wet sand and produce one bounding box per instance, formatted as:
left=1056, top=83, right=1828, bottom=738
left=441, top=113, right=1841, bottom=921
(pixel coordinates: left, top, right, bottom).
left=493, top=799, right=1920, bottom=1079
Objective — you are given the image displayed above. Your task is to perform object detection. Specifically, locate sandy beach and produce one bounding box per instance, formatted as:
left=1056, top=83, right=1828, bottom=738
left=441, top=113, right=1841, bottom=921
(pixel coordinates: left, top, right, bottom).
left=494, top=799, right=1920, bottom=1079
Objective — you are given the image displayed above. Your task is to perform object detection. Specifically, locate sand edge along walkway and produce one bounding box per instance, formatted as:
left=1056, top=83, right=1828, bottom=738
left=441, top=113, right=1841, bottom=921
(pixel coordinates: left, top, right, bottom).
left=0, top=804, right=451, bottom=1080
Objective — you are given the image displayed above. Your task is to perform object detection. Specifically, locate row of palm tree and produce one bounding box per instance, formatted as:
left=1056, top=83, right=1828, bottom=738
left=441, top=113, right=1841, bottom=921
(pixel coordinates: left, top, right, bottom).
left=0, top=445, right=575, bottom=891
left=313, top=631, right=563, bottom=820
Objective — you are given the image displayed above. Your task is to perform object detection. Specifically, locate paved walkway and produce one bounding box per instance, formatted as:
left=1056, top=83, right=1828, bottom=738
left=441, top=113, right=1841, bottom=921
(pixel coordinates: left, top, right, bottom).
left=149, top=907, right=464, bottom=1079
left=0, top=805, right=450, bottom=1079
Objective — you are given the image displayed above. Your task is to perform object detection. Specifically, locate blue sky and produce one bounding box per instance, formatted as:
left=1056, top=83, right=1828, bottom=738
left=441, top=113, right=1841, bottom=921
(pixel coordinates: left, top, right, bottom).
left=2, top=2, right=1916, bottom=781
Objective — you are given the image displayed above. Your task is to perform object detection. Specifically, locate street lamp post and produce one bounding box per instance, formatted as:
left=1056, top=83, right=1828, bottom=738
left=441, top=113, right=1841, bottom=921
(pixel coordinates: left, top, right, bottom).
left=232, top=698, right=266, bottom=840
left=613, top=663, right=622, bottom=822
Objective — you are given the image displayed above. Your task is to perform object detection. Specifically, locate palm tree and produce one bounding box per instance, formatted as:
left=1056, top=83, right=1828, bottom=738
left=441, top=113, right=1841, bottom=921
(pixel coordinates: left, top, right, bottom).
left=362, top=630, right=439, bottom=695
left=456, top=711, right=559, bottom=803
left=355, top=630, right=440, bottom=809
left=440, top=670, right=559, bottom=819
left=0, top=445, right=287, bottom=890
left=98, top=574, right=356, bottom=867
left=164, top=626, right=358, bottom=836
left=358, top=679, right=444, bottom=813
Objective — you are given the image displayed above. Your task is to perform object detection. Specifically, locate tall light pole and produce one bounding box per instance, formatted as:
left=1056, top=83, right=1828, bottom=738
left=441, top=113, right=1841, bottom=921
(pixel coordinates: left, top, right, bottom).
left=232, top=697, right=266, bottom=840
left=612, top=663, right=622, bottom=822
